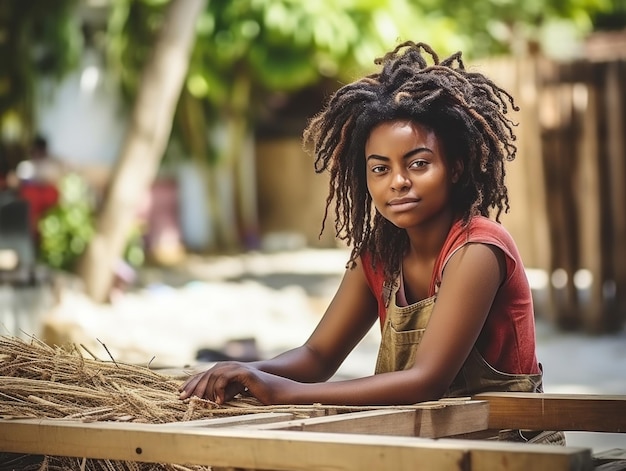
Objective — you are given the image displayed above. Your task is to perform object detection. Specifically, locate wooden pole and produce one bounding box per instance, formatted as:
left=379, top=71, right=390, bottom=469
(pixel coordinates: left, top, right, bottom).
left=78, top=0, right=206, bottom=302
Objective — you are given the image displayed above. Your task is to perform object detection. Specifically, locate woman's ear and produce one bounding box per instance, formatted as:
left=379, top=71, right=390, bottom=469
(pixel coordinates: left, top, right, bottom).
left=451, top=160, right=464, bottom=184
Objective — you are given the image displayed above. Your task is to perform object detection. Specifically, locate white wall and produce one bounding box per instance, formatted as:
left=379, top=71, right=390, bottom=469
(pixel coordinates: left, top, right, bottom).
left=36, top=49, right=127, bottom=167
left=34, top=48, right=215, bottom=251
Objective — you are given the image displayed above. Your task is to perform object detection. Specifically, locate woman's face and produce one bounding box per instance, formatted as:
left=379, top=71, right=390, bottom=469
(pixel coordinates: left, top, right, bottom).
left=364, top=120, right=460, bottom=230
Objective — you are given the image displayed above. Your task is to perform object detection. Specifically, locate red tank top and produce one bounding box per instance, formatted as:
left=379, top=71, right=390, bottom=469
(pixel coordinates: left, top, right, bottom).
left=361, top=216, right=541, bottom=375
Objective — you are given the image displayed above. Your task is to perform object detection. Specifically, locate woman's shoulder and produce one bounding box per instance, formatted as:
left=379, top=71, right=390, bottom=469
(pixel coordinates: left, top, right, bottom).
left=464, top=215, right=506, bottom=231
left=457, top=216, right=516, bottom=247
left=441, top=216, right=521, bottom=269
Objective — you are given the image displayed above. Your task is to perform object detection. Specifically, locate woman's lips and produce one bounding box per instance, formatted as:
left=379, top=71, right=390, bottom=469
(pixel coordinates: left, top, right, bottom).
left=387, top=198, right=420, bottom=211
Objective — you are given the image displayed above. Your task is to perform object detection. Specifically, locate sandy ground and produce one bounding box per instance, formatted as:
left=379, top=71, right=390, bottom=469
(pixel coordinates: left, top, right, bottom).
left=1, top=247, right=625, bottom=453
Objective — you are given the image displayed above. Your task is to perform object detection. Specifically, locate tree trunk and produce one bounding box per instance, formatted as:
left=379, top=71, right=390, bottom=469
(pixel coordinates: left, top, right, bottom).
left=78, top=0, right=206, bottom=303
left=227, top=71, right=259, bottom=249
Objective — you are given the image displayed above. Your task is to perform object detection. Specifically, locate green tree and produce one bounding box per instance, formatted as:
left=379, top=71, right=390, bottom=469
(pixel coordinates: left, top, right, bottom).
left=426, top=0, right=615, bottom=58
left=105, top=0, right=457, bottom=253
left=82, top=0, right=620, bottom=301
left=591, top=0, right=626, bottom=30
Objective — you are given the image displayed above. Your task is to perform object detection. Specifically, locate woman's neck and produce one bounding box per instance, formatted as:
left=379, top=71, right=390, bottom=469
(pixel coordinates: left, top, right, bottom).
left=404, top=210, right=457, bottom=261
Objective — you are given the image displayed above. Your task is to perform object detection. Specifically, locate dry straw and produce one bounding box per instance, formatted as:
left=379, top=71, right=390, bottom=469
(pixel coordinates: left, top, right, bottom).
left=0, top=335, right=329, bottom=471
left=0, top=335, right=430, bottom=470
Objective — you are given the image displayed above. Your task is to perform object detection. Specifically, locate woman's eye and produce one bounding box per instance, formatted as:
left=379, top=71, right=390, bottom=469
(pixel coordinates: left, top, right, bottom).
left=410, top=160, right=427, bottom=169
left=371, top=165, right=387, bottom=174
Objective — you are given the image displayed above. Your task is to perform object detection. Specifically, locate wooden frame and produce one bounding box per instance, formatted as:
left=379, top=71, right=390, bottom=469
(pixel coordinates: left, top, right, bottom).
left=2, top=393, right=625, bottom=470
left=475, top=392, right=626, bottom=433
left=0, top=415, right=591, bottom=471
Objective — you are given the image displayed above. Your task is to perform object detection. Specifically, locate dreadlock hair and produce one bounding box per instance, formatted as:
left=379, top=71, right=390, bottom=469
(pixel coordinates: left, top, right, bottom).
left=302, top=41, right=519, bottom=283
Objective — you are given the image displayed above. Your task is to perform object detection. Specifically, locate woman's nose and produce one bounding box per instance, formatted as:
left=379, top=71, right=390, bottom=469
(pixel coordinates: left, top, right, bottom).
left=391, top=170, right=411, bottom=191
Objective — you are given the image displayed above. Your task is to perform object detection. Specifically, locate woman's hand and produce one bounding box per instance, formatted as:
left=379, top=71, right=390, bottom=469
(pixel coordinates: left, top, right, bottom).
left=178, top=361, right=298, bottom=405
left=178, top=262, right=378, bottom=406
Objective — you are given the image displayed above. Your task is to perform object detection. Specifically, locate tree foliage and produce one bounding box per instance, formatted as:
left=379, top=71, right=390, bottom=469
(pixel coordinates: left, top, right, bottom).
left=107, top=0, right=464, bottom=106
left=5, top=0, right=623, bottom=270
left=99, top=0, right=622, bottom=253
left=104, top=0, right=622, bottom=141
left=427, top=0, right=618, bottom=57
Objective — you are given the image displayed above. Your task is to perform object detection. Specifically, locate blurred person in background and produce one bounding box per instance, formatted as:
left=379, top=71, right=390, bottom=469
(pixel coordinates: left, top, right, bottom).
left=15, top=135, right=64, bottom=244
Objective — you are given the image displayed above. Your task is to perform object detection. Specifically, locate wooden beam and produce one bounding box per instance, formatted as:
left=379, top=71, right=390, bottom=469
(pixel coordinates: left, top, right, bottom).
left=249, top=408, right=417, bottom=434
left=604, top=61, right=626, bottom=327
left=159, top=412, right=296, bottom=428
left=248, top=401, right=488, bottom=438
left=474, top=392, right=626, bottom=432
left=418, top=398, right=489, bottom=438
left=0, top=418, right=592, bottom=471
left=575, top=78, right=605, bottom=332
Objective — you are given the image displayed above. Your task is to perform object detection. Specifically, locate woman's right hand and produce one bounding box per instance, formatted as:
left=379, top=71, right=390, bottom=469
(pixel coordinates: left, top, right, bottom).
left=179, top=361, right=249, bottom=403
left=178, top=361, right=306, bottom=405
left=178, top=261, right=378, bottom=404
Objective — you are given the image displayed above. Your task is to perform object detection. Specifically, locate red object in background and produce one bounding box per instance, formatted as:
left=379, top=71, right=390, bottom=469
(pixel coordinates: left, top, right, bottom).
left=143, top=178, right=184, bottom=263
left=17, top=182, right=59, bottom=236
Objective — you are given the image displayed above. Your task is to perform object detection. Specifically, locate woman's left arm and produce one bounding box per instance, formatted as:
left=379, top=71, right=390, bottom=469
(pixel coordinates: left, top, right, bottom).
left=404, top=242, right=506, bottom=399
left=211, top=243, right=506, bottom=406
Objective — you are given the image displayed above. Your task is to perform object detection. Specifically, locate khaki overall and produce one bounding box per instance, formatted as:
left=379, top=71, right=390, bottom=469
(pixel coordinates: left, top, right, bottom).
left=375, top=280, right=565, bottom=444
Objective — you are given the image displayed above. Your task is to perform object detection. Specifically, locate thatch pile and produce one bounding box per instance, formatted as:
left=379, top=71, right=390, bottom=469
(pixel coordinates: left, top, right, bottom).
left=0, top=335, right=223, bottom=424
left=0, top=335, right=272, bottom=471
left=0, top=335, right=422, bottom=470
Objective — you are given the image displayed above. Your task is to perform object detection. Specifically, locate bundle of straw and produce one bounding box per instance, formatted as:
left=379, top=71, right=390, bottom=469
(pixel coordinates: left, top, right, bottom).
left=0, top=335, right=267, bottom=471
left=0, top=335, right=216, bottom=424
left=0, top=335, right=371, bottom=470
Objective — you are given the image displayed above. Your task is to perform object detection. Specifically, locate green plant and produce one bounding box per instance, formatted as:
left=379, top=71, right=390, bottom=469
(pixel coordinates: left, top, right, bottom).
left=38, top=173, right=95, bottom=270
left=39, top=173, right=146, bottom=272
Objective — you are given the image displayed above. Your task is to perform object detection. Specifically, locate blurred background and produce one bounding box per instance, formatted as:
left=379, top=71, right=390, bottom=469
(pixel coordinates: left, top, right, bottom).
left=0, top=0, right=625, bottom=445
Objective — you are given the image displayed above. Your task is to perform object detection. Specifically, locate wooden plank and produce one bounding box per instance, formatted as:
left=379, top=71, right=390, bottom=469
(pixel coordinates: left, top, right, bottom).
left=574, top=79, right=606, bottom=333
left=159, top=412, right=296, bottom=428
left=418, top=398, right=490, bottom=438
left=475, top=392, right=626, bottom=432
left=515, top=57, right=553, bottom=275
left=246, top=400, right=488, bottom=438
left=481, top=57, right=552, bottom=276
left=0, top=418, right=592, bottom=471
left=538, top=81, right=581, bottom=329
left=604, top=61, right=626, bottom=329
left=249, top=408, right=416, bottom=434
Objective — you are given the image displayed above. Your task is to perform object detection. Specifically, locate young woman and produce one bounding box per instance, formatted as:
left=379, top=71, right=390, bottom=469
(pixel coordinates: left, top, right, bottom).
left=179, top=41, right=562, bottom=444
